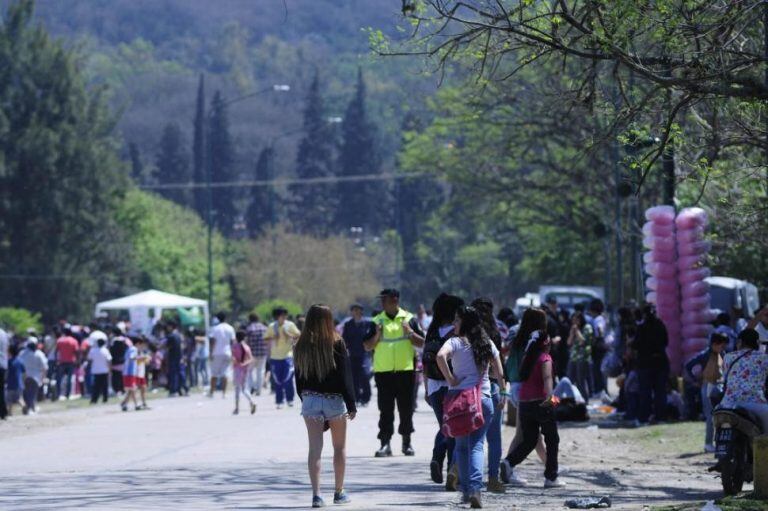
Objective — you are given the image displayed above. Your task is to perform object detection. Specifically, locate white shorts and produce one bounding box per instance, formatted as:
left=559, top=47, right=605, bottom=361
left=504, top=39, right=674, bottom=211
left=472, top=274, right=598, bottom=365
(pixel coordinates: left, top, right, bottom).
left=211, top=354, right=232, bottom=378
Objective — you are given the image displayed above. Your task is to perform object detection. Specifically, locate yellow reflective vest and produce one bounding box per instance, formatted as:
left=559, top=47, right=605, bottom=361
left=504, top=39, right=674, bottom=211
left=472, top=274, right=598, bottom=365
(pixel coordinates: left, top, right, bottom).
left=372, top=308, right=415, bottom=373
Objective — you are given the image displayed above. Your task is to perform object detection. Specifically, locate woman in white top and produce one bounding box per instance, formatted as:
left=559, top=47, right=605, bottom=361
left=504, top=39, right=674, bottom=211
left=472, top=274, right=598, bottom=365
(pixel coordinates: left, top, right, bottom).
left=437, top=306, right=505, bottom=509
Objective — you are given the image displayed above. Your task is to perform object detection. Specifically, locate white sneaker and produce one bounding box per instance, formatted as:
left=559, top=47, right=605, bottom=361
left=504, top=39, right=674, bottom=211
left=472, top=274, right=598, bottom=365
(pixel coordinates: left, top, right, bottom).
left=704, top=444, right=716, bottom=453
left=558, top=465, right=571, bottom=475
left=507, top=467, right=528, bottom=487
left=544, top=478, right=566, bottom=488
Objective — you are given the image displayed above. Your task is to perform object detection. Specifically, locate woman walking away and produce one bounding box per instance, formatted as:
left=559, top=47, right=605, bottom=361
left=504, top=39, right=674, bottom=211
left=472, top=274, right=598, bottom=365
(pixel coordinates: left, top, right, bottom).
left=502, top=330, right=564, bottom=489
left=294, top=304, right=357, bottom=508
left=502, top=308, right=548, bottom=486
left=436, top=306, right=505, bottom=509
left=232, top=330, right=257, bottom=415
left=471, top=297, right=507, bottom=494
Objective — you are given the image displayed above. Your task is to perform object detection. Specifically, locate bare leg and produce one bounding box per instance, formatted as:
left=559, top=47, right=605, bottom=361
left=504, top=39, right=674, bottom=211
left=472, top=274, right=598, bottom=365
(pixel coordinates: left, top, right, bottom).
left=328, top=416, right=347, bottom=492
left=221, top=377, right=227, bottom=398
left=535, top=436, right=547, bottom=463
left=210, top=376, right=217, bottom=397
left=304, top=417, right=325, bottom=497
left=139, top=386, right=147, bottom=406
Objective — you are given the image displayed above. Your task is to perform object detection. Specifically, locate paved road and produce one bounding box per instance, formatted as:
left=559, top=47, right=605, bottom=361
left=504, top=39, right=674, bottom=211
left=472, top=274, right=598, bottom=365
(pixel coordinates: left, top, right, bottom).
left=0, top=389, right=720, bottom=510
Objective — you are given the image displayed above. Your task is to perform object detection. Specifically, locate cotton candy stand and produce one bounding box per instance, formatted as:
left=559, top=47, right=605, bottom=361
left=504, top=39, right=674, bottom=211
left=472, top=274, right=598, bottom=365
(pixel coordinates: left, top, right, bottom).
left=675, top=207, right=713, bottom=364
left=643, top=205, right=682, bottom=372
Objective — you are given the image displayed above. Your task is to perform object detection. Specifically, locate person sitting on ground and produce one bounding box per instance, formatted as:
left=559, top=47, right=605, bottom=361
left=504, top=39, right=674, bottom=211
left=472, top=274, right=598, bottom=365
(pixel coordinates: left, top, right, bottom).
left=294, top=304, right=356, bottom=508
left=717, top=328, right=768, bottom=433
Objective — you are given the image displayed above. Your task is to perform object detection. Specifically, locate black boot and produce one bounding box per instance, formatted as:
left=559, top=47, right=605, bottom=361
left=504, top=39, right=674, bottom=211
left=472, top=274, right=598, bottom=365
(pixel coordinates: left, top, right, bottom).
left=402, top=436, right=415, bottom=456
left=375, top=441, right=393, bottom=457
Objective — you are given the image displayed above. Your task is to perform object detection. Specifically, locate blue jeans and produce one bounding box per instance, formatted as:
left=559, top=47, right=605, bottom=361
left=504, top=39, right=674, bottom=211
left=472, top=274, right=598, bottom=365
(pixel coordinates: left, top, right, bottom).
left=428, top=386, right=455, bottom=467
left=455, top=395, right=493, bottom=495
left=195, top=357, right=209, bottom=386
left=487, top=383, right=503, bottom=479
left=270, top=358, right=295, bottom=404
left=168, top=358, right=183, bottom=395
left=56, top=362, right=75, bottom=399
left=702, top=383, right=714, bottom=445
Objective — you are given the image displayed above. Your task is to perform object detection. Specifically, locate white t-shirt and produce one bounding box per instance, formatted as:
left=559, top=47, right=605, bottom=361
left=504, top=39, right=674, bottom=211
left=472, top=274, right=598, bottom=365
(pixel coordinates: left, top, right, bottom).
left=88, top=346, right=112, bottom=374
left=444, top=336, right=500, bottom=396
left=211, top=322, right=235, bottom=357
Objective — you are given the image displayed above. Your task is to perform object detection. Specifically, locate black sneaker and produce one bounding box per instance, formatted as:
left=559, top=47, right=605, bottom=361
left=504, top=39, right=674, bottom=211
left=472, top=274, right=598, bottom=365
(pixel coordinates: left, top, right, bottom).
left=430, top=460, right=444, bottom=484
left=312, top=495, right=325, bottom=508
left=375, top=443, right=392, bottom=457
left=402, top=444, right=415, bottom=456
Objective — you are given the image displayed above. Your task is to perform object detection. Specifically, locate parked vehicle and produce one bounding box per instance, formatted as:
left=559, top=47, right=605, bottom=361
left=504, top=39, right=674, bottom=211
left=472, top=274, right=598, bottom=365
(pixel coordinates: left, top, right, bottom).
left=538, top=286, right=605, bottom=313
left=513, top=292, right=540, bottom=317
left=706, top=276, right=760, bottom=319
left=711, top=407, right=762, bottom=495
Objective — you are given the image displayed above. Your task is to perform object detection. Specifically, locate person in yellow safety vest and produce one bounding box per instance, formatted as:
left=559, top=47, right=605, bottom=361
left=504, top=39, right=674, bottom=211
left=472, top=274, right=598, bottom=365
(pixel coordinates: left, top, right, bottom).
left=364, top=288, right=425, bottom=457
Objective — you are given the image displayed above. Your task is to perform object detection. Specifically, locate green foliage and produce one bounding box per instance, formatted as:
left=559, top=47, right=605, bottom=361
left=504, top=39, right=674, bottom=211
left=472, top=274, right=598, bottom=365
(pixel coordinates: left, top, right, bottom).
left=0, top=0, right=131, bottom=320
left=156, top=122, right=191, bottom=207
left=252, top=299, right=302, bottom=323
left=208, top=90, right=237, bottom=235
left=0, top=307, right=43, bottom=335
left=289, top=73, right=338, bottom=236
left=115, top=189, right=231, bottom=310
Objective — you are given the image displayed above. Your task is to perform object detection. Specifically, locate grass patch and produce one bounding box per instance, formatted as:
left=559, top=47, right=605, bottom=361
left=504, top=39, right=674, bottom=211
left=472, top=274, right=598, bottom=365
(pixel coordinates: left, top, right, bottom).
left=612, top=421, right=704, bottom=456
left=653, top=492, right=768, bottom=510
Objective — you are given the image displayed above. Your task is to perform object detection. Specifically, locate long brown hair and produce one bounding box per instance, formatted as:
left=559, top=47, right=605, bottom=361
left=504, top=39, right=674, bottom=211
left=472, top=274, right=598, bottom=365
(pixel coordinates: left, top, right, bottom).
left=293, top=304, right=342, bottom=381
left=512, top=308, right=547, bottom=351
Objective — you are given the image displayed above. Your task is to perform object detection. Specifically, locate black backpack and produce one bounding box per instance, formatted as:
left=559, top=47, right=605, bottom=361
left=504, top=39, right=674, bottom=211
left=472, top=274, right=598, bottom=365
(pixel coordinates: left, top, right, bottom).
left=422, top=330, right=454, bottom=381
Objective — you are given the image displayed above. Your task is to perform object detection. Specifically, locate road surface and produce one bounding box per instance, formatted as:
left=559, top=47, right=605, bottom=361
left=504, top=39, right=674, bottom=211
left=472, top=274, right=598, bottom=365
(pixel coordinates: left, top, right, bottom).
left=0, top=389, right=721, bottom=510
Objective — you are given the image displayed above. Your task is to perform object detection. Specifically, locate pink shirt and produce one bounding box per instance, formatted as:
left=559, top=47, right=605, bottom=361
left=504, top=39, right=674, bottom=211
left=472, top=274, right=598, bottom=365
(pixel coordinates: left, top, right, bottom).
left=519, top=353, right=552, bottom=401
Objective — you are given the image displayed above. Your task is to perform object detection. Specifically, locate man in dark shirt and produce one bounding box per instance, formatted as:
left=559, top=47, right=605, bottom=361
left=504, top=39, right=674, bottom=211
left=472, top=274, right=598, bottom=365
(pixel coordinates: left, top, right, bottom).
left=342, top=304, right=375, bottom=407
left=164, top=321, right=185, bottom=397
left=634, top=305, right=669, bottom=423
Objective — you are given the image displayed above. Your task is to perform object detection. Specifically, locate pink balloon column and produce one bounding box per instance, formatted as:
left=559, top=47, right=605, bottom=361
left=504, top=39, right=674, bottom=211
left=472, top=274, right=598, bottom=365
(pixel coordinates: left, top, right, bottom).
left=643, top=205, right=682, bottom=372
left=675, top=207, right=713, bottom=363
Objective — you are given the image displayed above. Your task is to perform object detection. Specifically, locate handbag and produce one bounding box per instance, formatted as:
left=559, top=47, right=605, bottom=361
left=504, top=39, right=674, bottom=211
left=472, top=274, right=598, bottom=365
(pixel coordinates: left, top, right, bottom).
left=441, top=384, right=484, bottom=438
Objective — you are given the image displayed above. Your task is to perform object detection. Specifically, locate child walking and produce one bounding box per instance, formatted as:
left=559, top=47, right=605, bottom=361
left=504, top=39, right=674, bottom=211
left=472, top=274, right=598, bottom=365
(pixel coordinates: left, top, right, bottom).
left=294, top=304, right=357, bottom=508
left=502, top=330, right=564, bottom=488
left=232, top=330, right=256, bottom=415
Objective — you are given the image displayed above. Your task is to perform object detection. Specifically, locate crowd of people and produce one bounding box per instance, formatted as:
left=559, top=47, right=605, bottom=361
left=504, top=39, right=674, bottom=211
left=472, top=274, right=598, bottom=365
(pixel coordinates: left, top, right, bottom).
left=0, top=290, right=767, bottom=509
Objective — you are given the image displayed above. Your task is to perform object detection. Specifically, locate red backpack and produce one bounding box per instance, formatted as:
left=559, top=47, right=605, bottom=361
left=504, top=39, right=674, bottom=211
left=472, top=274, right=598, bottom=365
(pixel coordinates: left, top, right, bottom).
left=441, top=384, right=484, bottom=438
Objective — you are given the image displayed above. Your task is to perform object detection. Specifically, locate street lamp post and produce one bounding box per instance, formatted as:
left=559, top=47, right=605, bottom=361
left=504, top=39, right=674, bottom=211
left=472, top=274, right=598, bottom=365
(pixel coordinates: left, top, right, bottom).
left=206, top=84, right=290, bottom=313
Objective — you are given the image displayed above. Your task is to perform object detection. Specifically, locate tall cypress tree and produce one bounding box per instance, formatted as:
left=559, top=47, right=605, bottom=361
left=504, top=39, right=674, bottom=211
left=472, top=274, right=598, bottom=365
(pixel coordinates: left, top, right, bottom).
left=289, top=72, right=337, bottom=235
left=192, top=73, right=206, bottom=219
left=208, top=90, right=237, bottom=235
left=128, top=142, right=144, bottom=183
left=336, top=68, right=384, bottom=232
left=245, top=146, right=274, bottom=236
left=156, top=122, right=191, bottom=207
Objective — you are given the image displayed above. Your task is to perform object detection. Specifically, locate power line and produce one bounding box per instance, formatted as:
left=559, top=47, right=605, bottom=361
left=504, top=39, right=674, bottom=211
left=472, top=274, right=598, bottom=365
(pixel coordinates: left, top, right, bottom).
left=140, top=171, right=431, bottom=191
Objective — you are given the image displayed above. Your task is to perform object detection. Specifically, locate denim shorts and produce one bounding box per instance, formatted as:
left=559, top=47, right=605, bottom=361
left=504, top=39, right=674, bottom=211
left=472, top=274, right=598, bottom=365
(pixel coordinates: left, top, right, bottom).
left=301, top=392, right=347, bottom=420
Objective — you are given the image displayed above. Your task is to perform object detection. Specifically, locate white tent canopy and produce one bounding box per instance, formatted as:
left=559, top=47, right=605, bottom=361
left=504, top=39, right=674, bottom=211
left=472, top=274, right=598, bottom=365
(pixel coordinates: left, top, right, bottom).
left=95, top=289, right=209, bottom=337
